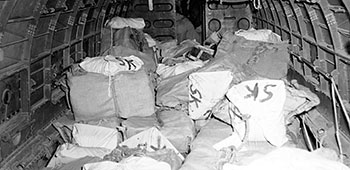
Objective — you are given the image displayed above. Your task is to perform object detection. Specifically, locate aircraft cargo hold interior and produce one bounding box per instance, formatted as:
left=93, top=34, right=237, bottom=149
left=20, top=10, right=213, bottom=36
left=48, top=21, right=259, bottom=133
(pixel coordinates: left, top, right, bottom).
left=0, top=0, right=350, bottom=169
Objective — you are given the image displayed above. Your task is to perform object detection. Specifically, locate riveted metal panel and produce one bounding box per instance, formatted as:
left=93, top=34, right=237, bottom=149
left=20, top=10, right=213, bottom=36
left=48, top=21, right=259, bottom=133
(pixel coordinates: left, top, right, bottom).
left=205, top=1, right=252, bottom=38
left=128, top=0, right=176, bottom=41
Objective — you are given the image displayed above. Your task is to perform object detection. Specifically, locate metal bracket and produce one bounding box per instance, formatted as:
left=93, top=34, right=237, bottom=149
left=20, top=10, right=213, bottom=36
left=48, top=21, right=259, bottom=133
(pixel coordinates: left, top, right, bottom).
left=0, top=32, right=3, bottom=44
left=68, top=16, right=75, bottom=26
left=285, top=7, right=293, bottom=18
left=294, top=7, right=302, bottom=18
left=27, top=24, right=37, bottom=37
left=262, top=1, right=268, bottom=9
left=330, top=69, right=339, bottom=83
left=93, top=10, right=99, bottom=18
left=78, top=13, right=88, bottom=25
left=101, top=9, right=106, bottom=17
left=110, top=7, right=116, bottom=15
left=325, top=13, right=336, bottom=26
left=116, top=4, right=122, bottom=14
left=309, top=9, right=318, bottom=22
left=48, top=19, right=57, bottom=31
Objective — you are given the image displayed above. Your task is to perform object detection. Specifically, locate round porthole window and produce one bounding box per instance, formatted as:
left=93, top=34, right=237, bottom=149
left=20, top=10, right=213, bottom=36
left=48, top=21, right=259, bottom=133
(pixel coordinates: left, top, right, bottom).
left=237, top=18, right=250, bottom=30
left=208, top=19, right=221, bottom=32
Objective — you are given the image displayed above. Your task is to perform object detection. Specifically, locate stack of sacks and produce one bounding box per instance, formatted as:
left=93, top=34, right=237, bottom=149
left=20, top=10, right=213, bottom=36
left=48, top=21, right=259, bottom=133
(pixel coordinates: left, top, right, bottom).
left=156, top=45, right=254, bottom=112
left=47, top=125, right=181, bottom=170
left=67, top=53, right=155, bottom=121
left=178, top=28, right=321, bottom=170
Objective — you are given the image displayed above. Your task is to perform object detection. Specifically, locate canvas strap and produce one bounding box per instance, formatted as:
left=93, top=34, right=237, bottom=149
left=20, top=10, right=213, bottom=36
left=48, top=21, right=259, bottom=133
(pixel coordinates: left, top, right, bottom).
left=110, top=75, right=121, bottom=118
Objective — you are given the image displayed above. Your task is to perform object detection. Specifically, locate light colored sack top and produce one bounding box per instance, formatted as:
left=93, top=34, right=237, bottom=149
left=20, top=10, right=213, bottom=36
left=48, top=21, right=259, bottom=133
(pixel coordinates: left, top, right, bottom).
left=235, top=28, right=281, bottom=43
left=79, top=55, right=144, bottom=76
left=72, top=123, right=121, bottom=150
left=83, top=157, right=171, bottom=170
left=156, top=60, right=206, bottom=80
left=106, top=16, right=146, bottom=29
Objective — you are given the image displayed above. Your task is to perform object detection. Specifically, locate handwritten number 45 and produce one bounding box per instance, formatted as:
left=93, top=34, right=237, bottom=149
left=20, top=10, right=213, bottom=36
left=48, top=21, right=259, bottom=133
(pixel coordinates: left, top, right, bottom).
left=244, top=83, right=277, bottom=102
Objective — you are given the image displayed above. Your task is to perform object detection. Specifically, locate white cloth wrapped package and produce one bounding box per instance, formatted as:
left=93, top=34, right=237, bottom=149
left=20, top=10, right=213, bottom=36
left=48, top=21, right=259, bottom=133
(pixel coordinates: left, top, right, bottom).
left=223, top=147, right=350, bottom=170
left=120, top=127, right=184, bottom=160
left=106, top=17, right=145, bottom=29
left=188, top=71, right=233, bottom=120
left=157, top=60, right=205, bottom=80
left=226, top=79, right=287, bottom=147
left=79, top=55, right=144, bottom=76
left=83, top=157, right=171, bottom=170
left=46, top=143, right=111, bottom=168
left=72, top=123, right=121, bottom=150
left=235, top=28, right=282, bottom=43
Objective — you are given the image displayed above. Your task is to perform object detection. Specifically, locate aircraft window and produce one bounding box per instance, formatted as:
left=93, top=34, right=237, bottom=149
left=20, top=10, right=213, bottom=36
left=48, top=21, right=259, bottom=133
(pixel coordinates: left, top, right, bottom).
left=153, top=19, right=174, bottom=28
left=237, top=18, right=250, bottom=30
left=208, top=19, right=221, bottom=32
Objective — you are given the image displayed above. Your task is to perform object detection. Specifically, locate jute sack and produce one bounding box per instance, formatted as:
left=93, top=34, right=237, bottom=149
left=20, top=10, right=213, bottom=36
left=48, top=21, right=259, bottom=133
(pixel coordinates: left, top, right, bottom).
left=68, top=69, right=155, bottom=121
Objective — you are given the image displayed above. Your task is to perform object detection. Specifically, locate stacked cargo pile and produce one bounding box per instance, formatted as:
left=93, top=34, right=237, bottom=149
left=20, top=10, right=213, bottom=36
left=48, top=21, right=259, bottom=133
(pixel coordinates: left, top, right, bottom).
left=45, top=17, right=350, bottom=170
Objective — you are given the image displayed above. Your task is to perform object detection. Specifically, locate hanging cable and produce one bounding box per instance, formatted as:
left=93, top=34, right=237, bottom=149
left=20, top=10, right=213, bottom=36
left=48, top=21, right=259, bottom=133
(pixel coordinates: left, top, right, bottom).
left=148, top=0, right=153, bottom=11
left=331, top=78, right=343, bottom=163
left=228, top=102, right=251, bottom=151
left=331, top=78, right=350, bottom=132
left=301, top=115, right=314, bottom=151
